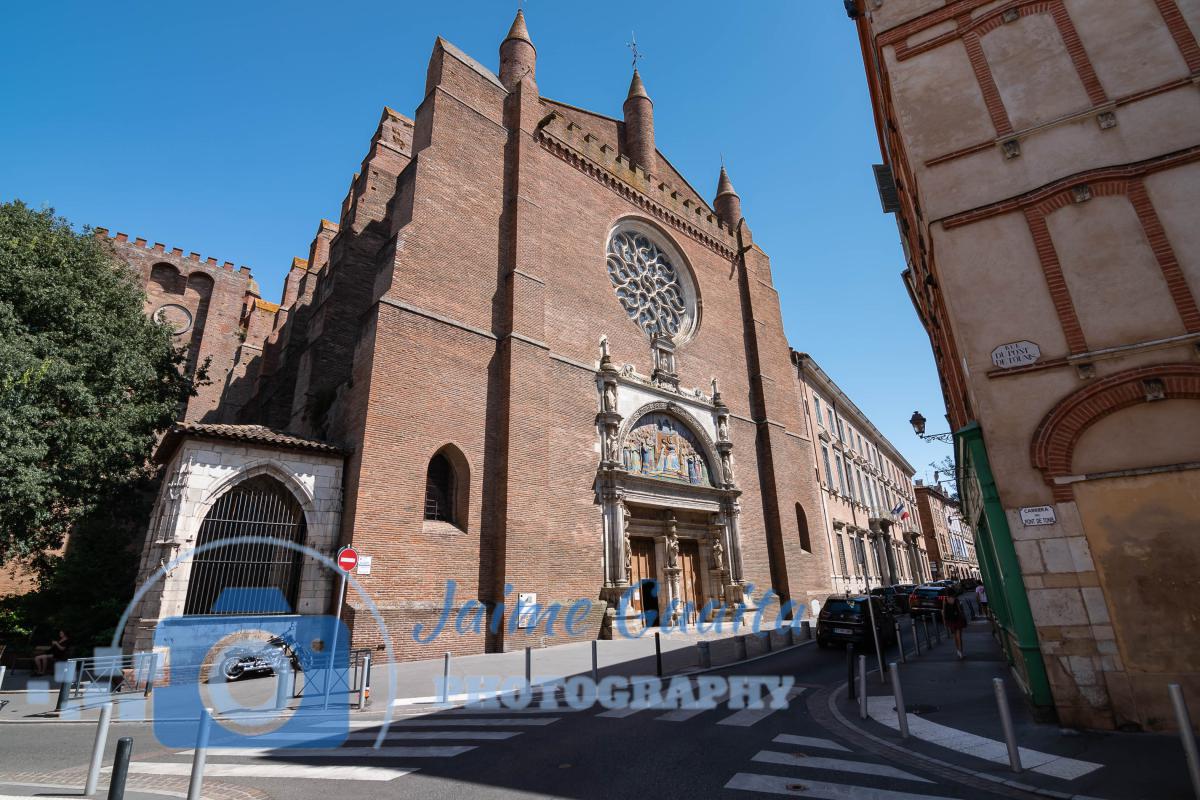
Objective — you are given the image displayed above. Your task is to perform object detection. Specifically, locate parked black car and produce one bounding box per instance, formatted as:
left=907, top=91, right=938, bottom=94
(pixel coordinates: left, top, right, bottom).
left=892, top=584, right=917, bottom=613
left=817, top=595, right=897, bottom=650
left=908, top=584, right=953, bottom=616
left=869, top=586, right=901, bottom=614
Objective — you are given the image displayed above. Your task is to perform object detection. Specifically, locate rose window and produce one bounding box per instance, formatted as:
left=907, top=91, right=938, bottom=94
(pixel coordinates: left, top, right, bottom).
left=606, top=229, right=692, bottom=340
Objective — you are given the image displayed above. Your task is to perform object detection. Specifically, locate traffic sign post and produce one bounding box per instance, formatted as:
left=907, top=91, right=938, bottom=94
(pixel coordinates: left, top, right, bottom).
left=324, top=546, right=357, bottom=709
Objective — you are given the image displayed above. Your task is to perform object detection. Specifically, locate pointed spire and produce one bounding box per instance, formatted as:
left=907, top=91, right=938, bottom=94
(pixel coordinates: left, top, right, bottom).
left=716, top=166, right=738, bottom=198
left=627, top=69, right=651, bottom=102
left=504, top=9, right=533, bottom=47
left=499, top=9, right=536, bottom=90
left=714, top=165, right=743, bottom=228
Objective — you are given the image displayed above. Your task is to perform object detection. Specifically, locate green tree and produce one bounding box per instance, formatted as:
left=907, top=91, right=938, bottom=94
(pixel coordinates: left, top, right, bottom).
left=0, top=201, right=197, bottom=577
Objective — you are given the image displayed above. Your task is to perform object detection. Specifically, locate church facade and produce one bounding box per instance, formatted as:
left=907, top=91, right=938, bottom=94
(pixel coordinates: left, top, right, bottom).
left=112, top=13, right=834, bottom=660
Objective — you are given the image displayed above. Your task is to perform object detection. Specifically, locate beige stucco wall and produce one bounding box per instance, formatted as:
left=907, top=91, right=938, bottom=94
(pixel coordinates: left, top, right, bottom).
left=864, top=0, right=1200, bottom=729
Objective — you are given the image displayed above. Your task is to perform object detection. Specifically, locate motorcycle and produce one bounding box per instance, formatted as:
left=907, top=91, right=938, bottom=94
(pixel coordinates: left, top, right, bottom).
left=217, top=634, right=301, bottom=682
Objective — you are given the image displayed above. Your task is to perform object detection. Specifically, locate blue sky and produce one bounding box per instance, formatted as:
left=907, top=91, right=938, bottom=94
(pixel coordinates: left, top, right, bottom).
left=0, top=0, right=954, bottom=480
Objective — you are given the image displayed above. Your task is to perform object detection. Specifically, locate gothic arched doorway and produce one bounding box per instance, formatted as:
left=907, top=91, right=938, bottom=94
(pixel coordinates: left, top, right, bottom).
left=183, top=475, right=308, bottom=615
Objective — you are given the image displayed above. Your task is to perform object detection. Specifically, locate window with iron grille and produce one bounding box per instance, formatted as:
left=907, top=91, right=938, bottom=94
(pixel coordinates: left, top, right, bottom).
left=183, top=475, right=307, bottom=616
left=424, top=451, right=456, bottom=523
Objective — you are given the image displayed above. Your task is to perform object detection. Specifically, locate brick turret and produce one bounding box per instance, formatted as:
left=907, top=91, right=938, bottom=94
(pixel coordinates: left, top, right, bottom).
left=714, top=166, right=742, bottom=228
left=622, top=70, right=656, bottom=174
left=499, top=9, right=536, bottom=90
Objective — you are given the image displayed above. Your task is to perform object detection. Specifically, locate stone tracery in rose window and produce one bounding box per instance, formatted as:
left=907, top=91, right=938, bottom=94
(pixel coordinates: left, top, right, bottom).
left=605, top=229, right=691, bottom=340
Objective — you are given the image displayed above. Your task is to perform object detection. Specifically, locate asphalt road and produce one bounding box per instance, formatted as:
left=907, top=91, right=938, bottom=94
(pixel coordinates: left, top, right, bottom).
left=1, top=627, right=1029, bottom=800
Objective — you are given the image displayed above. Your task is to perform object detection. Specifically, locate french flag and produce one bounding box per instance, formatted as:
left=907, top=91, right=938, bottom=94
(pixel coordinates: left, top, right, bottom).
left=892, top=501, right=910, bottom=521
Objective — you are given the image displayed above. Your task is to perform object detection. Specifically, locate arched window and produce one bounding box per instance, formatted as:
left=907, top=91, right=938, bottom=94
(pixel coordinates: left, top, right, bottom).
left=184, top=475, right=307, bottom=615
left=795, top=503, right=812, bottom=553
left=424, top=446, right=469, bottom=528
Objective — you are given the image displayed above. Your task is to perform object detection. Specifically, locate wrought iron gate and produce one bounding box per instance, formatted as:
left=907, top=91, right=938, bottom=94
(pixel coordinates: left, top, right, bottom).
left=184, top=475, right=307, bottom=615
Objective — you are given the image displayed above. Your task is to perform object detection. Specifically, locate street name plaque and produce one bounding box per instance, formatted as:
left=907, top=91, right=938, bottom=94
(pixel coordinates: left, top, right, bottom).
left=991, top=340, right=1041, bottom=368
left=1020, top=506, right=1057, bottom=526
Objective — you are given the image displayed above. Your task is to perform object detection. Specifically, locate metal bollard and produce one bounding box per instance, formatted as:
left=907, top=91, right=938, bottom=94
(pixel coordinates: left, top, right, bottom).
left=911, top=618, right=921, bottom=656
left=591, top=640, right=599, bottom=683
left=785, top=626, right=795, bottom=646
left=187, top=710, right=212, bottom=800
left=0, top=665, right=7, bottom=691
left=654, top=632, right=663, bottom=677
left=524, top=647, right=532, bottom=689
left=274, top=665, right=290, bottom=711
left=889, top=662, right=909, bottom=739
left=143, top=652, right=159, bottom=698
left=55, top=677, right=72, bottom=713
left=765, top=629, right=774, bottom=652
left=358, top=653, right=371, bottom=711
left=921, top=615, right=932, bottom=649
left=993, top=678, right=1022, bottom=772
left=736, top=634, right=748, bottom=661
left=441, top=651, right=451, bottom=704
left=846, top=644, right=857, bottom=700
left=895, top=623, right=906, bottom=664
left=800, top=620, right=812, bottom=641
left=107, top=736, right=133, bottom=800
left=84, top=701, right=114, bottom=795
left=1168, top=684, right=1200, bottom=798
left=697, top=640, right=711, bottom=670
left=858, top=655, right=868, bottom=720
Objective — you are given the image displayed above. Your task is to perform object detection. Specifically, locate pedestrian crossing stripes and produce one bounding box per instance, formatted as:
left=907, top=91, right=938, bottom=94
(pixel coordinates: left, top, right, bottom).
left=751, top=750, right=933, bottom=783
left=725, top=730, right=963, bottom=799
left=180, top=746, right=476, bottom=758
left=725, top=772, right=960, bottom=799
left=716, top=687, right=805, bottom=727
left=772, top=734, right=849, bottom=752
left=393, top=716, right=560, bottom=726
left=109, top=763, right=417, bottom=782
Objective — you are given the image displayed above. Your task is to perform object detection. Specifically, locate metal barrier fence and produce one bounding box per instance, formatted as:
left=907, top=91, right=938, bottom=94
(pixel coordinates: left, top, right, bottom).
left=69, top=652, right=159, bottom=699
left=67, top=646, right=372, bottom=703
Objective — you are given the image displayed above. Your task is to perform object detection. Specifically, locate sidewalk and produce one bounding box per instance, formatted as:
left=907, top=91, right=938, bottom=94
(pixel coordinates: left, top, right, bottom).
left=0, top=621, right=806, bottom=722
left=833, top=617, right=1193, bottom=800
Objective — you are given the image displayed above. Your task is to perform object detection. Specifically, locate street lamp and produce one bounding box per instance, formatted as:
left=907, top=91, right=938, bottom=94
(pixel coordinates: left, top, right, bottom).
left=909, top=410, right=954, bottom=443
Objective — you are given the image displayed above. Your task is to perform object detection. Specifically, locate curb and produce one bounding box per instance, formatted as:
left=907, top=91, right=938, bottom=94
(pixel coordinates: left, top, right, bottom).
left=825, top=681, right=1107, bottom=800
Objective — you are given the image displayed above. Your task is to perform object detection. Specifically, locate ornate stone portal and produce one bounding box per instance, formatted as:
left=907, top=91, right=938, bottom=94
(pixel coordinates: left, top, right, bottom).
left=594, top=344, right=746, bottom=634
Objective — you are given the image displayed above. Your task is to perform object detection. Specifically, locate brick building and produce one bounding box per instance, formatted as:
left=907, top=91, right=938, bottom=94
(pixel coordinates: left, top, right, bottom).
left=913, top=481, right=978, bottom=582
left=113, top=12, right=834, bottom=660
left=850, top=0, right=1200, bottom=730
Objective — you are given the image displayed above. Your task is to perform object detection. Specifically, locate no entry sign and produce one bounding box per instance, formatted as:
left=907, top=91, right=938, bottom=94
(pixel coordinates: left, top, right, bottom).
left=336, top=546, right=359, bottom=573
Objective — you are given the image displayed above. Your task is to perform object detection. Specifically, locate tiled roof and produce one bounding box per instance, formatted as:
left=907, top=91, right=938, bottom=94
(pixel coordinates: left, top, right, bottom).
left=156, top=423, right=345, bottom=462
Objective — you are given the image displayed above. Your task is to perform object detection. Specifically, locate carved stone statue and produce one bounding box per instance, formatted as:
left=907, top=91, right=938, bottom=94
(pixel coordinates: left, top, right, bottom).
left=720, top=451, right=733, bottom=483
left=599, top=334, right=610, bottom=361
left=711, top=536, right=725, bottom=572
left=606, top=428, right=620, bottom=462
left=667, top=529, right=680, bottom=569
left=604, top=383, right=617, bottom=412
left=718, top=416, right=729, bottom=441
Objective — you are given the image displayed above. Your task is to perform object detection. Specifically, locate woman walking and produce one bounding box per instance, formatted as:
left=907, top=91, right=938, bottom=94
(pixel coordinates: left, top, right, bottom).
left=942, top=594, right=967, bottom=659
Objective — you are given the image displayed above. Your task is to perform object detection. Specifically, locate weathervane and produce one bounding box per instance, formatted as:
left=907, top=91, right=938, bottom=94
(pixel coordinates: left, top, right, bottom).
left=627, top=31, right=644, bottom=69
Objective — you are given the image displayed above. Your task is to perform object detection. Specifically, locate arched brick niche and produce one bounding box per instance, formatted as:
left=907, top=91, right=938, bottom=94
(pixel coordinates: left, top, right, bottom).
left=1031, top=363, right=1200, bottom=500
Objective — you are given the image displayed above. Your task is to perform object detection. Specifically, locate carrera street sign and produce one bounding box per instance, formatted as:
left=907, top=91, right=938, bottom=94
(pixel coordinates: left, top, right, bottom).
left=337, top=546, right=359, bottom=573
left=1020, top=506, right=1057, bottom=526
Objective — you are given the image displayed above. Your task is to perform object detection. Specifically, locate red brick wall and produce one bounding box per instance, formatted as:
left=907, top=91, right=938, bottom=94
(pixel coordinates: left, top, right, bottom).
left=100, top=233, right=255, bottom=423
